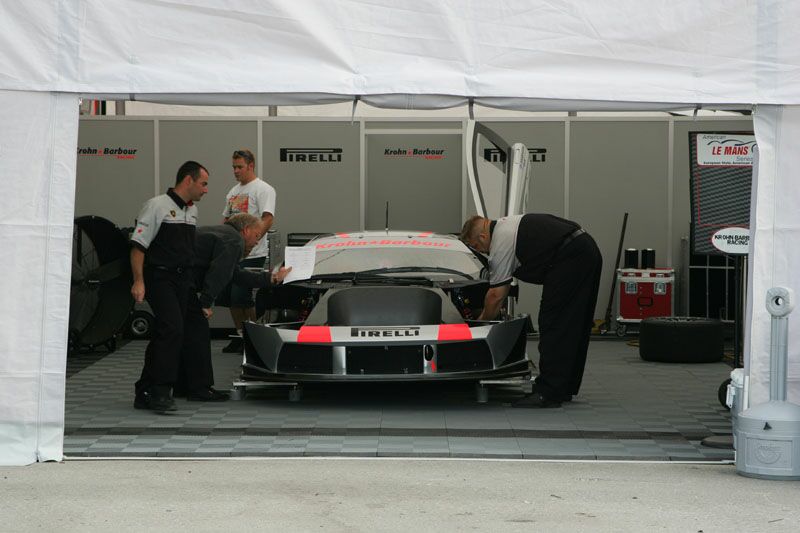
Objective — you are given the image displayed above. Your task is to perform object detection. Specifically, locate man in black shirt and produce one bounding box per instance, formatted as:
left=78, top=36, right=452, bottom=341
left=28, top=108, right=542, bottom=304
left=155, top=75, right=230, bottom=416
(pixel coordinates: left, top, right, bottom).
left=177, top=213, right=291, bottom=401
left=461, top=213, right=602, bottom=408
left=131, top=161, right=209, bottom=413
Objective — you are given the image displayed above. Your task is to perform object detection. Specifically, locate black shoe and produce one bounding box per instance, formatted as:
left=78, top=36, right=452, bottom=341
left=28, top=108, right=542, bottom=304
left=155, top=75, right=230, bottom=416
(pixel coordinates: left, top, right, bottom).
left=186, top=387, right=230, bottom=402
left=133, top=390, right=150, bottom=410
left=222, top=338, right=243, bottom=354
left=148, top=394, right=178, bottom=413
left=172, top=386, right=187, bottom=398
left=529, top=380, right=573, bottom=403
left=512, top=393, right=562, bottom=408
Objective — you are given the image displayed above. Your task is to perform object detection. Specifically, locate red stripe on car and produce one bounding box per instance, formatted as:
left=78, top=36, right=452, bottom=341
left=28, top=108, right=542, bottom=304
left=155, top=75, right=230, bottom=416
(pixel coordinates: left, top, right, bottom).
left=297, top=326, right=332, bottom=343
left=437, top=324, right=472, bottom=341
left=335, top=232, right=350, bottom=238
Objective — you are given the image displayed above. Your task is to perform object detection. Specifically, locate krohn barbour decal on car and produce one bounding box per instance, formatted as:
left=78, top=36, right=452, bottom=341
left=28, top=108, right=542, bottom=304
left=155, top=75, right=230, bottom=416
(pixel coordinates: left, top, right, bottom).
left=279, top=148, right=342, bottom=162
left=315, top=239, right=453, bottom=249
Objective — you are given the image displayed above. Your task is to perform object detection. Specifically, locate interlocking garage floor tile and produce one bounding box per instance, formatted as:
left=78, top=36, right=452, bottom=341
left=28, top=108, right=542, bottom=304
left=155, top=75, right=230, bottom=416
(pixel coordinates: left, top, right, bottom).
left=448, top=437, right=522, bottom=459
left=517, top=438, right=595, bottom=460
left=444, top=408, right=513, bottom=431
left=376, top=436, right=450, bottom=457
left=64, top=338, right=734, bottom=460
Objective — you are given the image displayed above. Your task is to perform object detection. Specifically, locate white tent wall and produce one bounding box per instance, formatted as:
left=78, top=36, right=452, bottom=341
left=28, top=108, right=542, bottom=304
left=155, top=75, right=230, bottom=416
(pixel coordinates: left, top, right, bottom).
left=747, top=105, right=800, bottom=405
left=0, top=90, right=79, bottom=465
left=1, top=0, right=800, bottom=464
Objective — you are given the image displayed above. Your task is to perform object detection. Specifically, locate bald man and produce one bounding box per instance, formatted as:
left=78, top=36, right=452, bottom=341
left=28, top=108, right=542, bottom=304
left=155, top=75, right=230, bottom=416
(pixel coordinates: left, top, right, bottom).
left=461, top=213, right=602, bottom=408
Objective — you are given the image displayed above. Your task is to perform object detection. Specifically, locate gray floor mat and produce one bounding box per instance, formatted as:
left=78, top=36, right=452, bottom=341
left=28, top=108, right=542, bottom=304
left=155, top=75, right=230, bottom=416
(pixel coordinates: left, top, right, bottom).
left=64, top=339, right=733, bottom=460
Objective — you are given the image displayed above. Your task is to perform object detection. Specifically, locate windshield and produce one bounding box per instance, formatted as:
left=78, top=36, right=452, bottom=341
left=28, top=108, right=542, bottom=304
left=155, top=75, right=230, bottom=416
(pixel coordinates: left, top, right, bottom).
left=310, top=238, right=483, bottom=281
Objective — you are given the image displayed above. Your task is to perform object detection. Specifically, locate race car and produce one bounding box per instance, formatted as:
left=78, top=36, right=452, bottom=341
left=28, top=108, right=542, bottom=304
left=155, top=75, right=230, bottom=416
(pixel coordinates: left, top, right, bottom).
left=241, top=230, right=533, bottom=382
left=242, top=122, right=534, bottom=383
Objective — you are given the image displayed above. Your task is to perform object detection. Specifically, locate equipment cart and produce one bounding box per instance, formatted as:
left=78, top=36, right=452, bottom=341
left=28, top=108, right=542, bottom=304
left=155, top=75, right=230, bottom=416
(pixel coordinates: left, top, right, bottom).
left=615, top=267, right=674, bottom=336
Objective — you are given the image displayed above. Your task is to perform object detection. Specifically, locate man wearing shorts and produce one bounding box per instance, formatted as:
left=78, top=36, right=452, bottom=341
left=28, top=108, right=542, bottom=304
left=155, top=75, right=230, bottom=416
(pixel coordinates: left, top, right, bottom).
left=220, top=149, right=276, bottom=353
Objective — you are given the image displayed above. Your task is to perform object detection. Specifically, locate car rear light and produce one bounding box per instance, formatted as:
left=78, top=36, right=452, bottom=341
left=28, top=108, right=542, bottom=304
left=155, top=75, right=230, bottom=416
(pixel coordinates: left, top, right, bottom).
left=437, top=323, right=472, bottom=341
left=297, top=326, right=332, bottom=343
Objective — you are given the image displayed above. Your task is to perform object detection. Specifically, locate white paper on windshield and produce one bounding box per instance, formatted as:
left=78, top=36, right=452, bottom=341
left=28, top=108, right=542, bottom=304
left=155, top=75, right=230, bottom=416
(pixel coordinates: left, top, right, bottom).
left=282, top=246, right=316, bottom=283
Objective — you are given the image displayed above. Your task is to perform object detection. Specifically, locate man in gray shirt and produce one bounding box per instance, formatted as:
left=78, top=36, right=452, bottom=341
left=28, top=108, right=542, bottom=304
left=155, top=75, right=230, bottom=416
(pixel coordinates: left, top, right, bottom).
left=461, top=213, right=602, bottom=408
left=176, top=213, right=290, bottom=401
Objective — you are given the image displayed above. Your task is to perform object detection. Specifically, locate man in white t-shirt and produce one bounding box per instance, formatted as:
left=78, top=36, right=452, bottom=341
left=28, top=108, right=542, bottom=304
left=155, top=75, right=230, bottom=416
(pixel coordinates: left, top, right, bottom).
left=220, top=149, right=277, bottom=353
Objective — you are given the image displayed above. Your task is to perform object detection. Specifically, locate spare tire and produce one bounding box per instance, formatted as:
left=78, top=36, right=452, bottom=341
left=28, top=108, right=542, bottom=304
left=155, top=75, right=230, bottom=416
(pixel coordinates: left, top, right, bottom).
left=69, top=216, right=134, bottom=355
left=639, top=317, right=724, bottom=363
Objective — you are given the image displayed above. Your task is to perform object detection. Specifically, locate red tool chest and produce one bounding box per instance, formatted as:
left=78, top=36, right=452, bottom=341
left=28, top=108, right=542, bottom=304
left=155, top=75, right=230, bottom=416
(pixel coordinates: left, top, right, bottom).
left=615, top=268, right=674, bottom=335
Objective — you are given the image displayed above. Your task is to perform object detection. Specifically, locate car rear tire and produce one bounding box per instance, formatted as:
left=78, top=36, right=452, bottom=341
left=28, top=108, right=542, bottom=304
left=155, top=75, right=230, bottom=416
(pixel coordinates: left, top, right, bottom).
left=639, top=317, right=724, bottom=363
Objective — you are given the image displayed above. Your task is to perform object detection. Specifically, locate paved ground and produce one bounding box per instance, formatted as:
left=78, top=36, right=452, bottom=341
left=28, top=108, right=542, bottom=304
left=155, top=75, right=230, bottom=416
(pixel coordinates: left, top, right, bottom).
left=2, top=459, right=799, bottom=532
left=63, top=338, right=734, bottom=460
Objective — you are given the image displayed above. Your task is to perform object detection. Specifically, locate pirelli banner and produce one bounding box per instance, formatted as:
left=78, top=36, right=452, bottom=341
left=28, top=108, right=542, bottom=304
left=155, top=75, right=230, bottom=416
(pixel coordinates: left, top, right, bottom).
left=688, top=132, right=754, bottom=255
left=265, top=121, right=361, bottom=237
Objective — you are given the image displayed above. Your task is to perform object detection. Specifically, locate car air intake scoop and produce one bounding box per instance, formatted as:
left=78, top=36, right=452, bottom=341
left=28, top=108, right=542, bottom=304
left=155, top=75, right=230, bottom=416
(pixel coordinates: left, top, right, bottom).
left=327, top=286, right=442, bottom=326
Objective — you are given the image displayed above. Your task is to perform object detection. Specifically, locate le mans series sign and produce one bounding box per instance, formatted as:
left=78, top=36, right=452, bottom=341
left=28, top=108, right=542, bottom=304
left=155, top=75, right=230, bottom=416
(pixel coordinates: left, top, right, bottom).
left=696, top=133, right=756, bottom=167
left=689, top=132, right=754, bottom=255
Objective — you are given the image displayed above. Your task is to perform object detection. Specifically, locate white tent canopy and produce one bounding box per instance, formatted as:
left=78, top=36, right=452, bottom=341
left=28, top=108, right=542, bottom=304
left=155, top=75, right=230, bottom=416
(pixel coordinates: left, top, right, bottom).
left=2, top=1, right=798, bottom=102
left=1, top=0, right=799, bottom=465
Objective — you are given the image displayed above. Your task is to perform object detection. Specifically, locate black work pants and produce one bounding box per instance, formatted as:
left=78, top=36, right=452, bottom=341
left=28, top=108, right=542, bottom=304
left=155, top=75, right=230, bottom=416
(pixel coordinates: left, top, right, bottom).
left=135, top=268, right=190, bottom=397
left=176, top=292, right=214, bottom=393
left=534, top=233, right=602, bottom=399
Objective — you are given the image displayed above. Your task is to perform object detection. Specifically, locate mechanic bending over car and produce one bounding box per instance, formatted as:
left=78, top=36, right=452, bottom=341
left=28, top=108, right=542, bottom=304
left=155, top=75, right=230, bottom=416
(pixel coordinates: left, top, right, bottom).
left=219, top=148, right=277, bottom=355
left=460, top=213, right=602, bottom=408
left=174, top=213, right=291, bottom=402
left=130, top=161, right=210, bottom=413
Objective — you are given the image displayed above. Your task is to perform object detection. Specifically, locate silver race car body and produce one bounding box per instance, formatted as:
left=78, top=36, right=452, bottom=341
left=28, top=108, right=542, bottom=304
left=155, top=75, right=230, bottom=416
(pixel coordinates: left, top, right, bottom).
left=242, top=231, right=532, bottom=382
